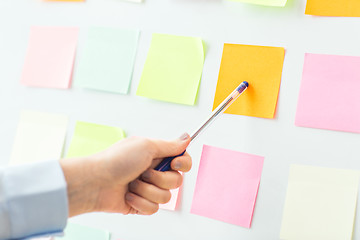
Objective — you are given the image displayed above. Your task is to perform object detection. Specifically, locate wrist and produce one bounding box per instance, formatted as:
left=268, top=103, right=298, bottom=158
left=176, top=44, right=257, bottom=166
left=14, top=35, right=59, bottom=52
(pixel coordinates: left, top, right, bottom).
left=60, top=156, right=100, bottom=217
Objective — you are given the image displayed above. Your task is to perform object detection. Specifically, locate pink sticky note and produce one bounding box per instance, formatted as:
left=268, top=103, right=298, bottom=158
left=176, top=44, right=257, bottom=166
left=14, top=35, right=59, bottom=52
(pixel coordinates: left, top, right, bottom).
left=21, top=26, right=79, bottom=89
left=295, top=53, right=360, bottom=133
left=191, top=145, right=264, bottom=228
left=160, top=173, right=183, bottom=211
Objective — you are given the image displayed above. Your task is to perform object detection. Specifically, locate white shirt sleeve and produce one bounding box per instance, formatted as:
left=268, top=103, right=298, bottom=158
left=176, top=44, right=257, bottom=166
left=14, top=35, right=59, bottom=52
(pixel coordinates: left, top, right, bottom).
left=0, top=160, right=68, bottom=240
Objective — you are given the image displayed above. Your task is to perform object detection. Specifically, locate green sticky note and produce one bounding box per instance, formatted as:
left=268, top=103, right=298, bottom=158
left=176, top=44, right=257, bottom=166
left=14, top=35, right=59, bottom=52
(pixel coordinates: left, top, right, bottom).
left=55, top=223, right=110, bottom=240
left=136, top=33, right=205, bottom=105
left=75, top=27, right=139, bottom=94
left=67, top=121, right=126, bottom=157
left=229, top=0, right=287, bottom=7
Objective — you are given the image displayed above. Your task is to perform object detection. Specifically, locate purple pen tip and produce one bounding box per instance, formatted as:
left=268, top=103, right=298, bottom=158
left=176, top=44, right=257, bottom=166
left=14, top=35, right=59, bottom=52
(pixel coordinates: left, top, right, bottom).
left=243, top=81, right=249, bottom=87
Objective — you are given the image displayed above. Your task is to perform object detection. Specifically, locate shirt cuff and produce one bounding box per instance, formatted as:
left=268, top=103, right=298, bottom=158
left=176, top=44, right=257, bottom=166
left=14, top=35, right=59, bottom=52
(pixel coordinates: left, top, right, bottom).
left=0, top=160, right=68, bottom=239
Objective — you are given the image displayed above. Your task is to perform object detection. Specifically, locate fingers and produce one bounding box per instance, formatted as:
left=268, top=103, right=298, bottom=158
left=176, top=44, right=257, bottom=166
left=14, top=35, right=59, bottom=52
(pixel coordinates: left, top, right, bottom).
left=151, top=133, right=191, bottom=159
left=125, top=192, right=159, bottom=215
left=171, top=152, right=192, bottom=172
left=141, top=169, right=183, bottom=190
left=129, top=180, right=171, bottom=204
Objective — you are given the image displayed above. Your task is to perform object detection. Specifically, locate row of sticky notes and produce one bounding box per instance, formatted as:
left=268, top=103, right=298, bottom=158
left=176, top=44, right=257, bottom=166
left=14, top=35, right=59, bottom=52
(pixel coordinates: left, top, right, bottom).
left=10, top=112, right=360, bottom=235
left=21, top=26, right=360, bottom=134
left=9, top=110, right=181, bottom=211
left=9, top=110, right=265, bottom=227
left=231, top=0, right=360, bottom=17
left=230, top=0, right=360, bottom=17
left=45, top=0, right=360, bottom=17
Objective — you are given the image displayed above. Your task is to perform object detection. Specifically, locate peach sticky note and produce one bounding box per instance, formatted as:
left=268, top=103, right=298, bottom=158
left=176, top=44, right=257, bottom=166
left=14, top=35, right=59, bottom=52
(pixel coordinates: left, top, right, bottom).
left=305, top=0, right=360, bottom=17
left=21, top=26, right=79, bottom=89
left=295, top=53, right=360, bottom=133
left=191, top=145, right=264, bottom=228
left=280, top=165, right=359, bottom=240
left=212, top=44, right=285, bottom=119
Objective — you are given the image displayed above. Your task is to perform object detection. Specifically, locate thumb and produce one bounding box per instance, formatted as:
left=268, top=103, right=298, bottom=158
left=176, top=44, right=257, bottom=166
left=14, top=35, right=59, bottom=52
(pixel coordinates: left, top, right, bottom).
left=151, top=133, right=191, bottom=159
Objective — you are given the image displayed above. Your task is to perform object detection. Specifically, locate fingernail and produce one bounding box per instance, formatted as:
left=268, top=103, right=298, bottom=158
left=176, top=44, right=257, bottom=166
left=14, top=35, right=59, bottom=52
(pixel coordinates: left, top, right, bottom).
left=179, top=133, right=189, bottom=141
left=125, top=193, right=134, bottom=202
left=142, top=171, right=151, bottom=181
left=174, top=162, right=182, bottom=170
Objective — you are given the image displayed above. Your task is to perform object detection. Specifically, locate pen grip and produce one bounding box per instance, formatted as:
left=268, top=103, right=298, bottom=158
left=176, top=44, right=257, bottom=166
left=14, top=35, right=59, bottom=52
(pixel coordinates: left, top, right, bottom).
left=154, top=150, right=186, bottom=172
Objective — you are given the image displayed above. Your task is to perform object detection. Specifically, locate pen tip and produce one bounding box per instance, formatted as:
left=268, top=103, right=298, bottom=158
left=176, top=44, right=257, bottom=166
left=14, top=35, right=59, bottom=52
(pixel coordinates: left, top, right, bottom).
left=243, top=81, right=249, bottom=87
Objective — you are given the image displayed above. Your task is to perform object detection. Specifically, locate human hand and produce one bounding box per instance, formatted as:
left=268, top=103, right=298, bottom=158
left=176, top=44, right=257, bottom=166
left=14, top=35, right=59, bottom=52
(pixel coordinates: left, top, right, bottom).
left=60, top=133, right=192, bottom=217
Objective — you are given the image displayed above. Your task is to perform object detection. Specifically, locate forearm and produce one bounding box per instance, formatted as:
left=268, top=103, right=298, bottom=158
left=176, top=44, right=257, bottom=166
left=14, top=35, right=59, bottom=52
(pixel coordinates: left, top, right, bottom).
left=60, top=156, right=100, bottom=217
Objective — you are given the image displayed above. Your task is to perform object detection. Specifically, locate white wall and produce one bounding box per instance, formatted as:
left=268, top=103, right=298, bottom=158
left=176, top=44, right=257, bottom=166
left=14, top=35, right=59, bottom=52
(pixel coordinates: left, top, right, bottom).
left=0, top=0, right=360, bottom=239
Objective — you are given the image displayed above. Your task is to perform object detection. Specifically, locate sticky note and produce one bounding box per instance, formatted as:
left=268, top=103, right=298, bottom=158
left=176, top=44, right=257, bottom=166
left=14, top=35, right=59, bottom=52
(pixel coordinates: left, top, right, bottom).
left=55, top=223, right=110, bottom=240
left=136, top=33, right=204, bottom=105
left=191, top=145, right=264, bottom=228
left=45, top=0, right=84, bottom=2
left=75, top=27, right=139, bottom=94
left=21, top=26, right=79, bottom=89
left=67, top=121, right=125, bottom=157
left=212, top=44, right=285, bottom=119
left=10, top=111, right=68, bottom=165
left=305, top=0, right=360, bottom=17
left=295, top=53, right=360, bottom=133
left=229, top=0, right=287, bottom=7
left=280, top=165, right=359, bottom=240
left=160, top=173, right=183, bottom=211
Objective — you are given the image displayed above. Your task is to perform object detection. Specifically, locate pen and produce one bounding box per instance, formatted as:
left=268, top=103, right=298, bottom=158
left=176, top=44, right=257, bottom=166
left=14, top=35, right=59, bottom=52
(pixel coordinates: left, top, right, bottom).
left=154, top=81, right=249, bottom=172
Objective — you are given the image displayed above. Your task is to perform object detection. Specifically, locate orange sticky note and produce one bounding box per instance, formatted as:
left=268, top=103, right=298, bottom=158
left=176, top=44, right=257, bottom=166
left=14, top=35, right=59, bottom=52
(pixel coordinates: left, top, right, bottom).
left=305, top=0, right=360, bottom=17
left=212, top=44, right=285, bottom=119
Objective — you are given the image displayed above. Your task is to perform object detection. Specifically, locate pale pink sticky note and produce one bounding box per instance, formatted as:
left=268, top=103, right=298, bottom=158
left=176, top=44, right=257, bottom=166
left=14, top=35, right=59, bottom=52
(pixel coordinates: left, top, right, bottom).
left=160, top=173, right=183, bottom=211
left=191, top=145, right=264, bottom=228
left=295, top=53, right=360, bottom=133
left=21, top=26, right=79, bottom=89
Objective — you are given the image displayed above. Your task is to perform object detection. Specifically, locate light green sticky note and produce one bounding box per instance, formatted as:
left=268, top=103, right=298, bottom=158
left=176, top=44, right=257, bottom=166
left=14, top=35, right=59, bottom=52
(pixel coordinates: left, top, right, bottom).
left=55, top=223, right=110, bottom=240
left=75, top=27, right=139, bottom=94
left=67, top=121, right=126, bottom=157
left=136, top=33, right=205, bottom=105
left=280, top=165, right=360, bottom=240
left=229, top=0, right=287, bottom=7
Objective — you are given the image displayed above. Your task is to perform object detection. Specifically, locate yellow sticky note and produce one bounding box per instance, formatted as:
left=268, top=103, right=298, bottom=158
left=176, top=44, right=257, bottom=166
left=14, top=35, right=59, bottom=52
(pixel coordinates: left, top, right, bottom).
left=305, top=0, right=360, bottom=17
left=280, top=165, right=359, bottom=240
left=67, top=121, right=126, bottom=158
left=136, top=33, right=205, bottom=105
left=212, top=44, right=285, bottom=119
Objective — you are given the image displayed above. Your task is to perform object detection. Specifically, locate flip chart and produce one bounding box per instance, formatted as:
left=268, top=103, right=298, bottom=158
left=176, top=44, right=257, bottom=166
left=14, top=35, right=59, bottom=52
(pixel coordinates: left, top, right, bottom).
left=295, top=53, right=360, bottom=133
left=191, top=145, right=264, bottom=228
left=212, top=43, right=285, bottom=119
left=75, top=27, right=139, bottom=94
left=136, top=33, right=204, bottom=105
left=10, top=111, right=68, bottom=165
left=21, top=26, right=79, bottom=89
left=280, top=164, right=359, bottom=240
